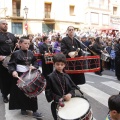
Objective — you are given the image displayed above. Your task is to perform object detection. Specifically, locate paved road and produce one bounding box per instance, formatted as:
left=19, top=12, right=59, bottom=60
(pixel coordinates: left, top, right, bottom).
left=0, top=69, right=119, bottom=120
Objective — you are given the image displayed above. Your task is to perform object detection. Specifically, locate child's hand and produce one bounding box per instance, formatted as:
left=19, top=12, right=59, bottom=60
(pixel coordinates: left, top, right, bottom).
left=12, top=71, right=18, bottom=78
left=64, top=93, right=72, bottom=101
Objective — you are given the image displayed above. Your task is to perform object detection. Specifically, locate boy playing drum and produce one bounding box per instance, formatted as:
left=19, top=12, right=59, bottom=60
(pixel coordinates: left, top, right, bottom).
left=8, top=36, right=44, bottom=119
left=45, top=53, right=75, bottom=120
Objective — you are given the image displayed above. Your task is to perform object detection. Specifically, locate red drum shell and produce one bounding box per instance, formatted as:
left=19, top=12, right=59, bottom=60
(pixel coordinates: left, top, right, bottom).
left=65, top=55, right=100, bottom=74
left=17, top=69, right=46, bottom=98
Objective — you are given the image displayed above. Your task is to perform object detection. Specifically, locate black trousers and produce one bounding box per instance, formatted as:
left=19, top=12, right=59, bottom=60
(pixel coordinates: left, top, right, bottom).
left=51, top=102, right=57, bottom=120
left=0, top=63, right=12, bottom=97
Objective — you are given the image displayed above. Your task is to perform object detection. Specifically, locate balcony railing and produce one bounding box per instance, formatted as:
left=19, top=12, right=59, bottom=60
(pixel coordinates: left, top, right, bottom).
left=44, top=12, right=55, bottom=20
left=12, top=9, right=20, bottom=17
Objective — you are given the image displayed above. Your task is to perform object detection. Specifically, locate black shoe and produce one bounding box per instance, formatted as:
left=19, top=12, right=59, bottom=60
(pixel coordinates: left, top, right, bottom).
left=95, top=72, right=102, bottom=76
left=21, top=110, right=28, bottom=116
left=32, top=112, right=44, bottom=119
left=3, top=96, right=9, bottom=103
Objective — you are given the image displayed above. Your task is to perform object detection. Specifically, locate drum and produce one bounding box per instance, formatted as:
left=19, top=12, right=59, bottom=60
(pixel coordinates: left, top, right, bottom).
left=44, top=53, right=54, bottom=64
left=34, top=53, right=41, bottom=62
left=82, top=51, right=91, bottom=56
left=17, top=69, right=46, bottom=98
left=57, top=97, right=93, bottom=120
left=65, top=55, right=100, bottom=74
left=101, top=53, right=110, bottom=62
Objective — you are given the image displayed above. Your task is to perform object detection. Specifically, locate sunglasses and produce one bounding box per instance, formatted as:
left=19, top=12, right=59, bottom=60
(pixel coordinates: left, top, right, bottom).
left=68, top=29, right=74, bottom=31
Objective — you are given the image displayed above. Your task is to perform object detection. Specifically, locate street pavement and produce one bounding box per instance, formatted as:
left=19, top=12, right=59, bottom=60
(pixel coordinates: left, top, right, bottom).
left=0, top=69, right=119, bottom=120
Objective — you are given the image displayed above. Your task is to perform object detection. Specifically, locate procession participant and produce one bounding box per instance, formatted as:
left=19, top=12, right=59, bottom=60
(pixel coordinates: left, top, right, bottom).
left=8, top=36, right=44, bottom=119
left=27, top=34, right=34, bottom=52
left=45, top=53, right=75, bottom=120
left=115, top=38, right=120, bottom=81
left=92, top=37, right=104, bottom=76
left=54, top=36, right=62, bottom=53
left=61, top=26, right=86, bottom=85
left=0, top=19, right=17, bottom=103
left=105, top=94, right=120, bottom=120
left=39, top=36, right=53, bottom=79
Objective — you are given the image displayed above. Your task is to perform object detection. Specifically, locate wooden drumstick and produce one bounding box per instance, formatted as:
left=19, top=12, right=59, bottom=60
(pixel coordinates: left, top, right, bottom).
left=17, top=76, right=25, bottom=83
left=28, top=64, right=32, bottom=79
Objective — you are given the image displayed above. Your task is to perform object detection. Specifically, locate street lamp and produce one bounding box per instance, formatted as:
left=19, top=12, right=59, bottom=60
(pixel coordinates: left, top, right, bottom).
left=24, top=6, right=28, bottom=35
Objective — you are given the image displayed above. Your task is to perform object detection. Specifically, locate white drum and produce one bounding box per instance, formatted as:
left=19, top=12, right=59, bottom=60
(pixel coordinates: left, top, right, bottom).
left=57, top=97, right=93, bottom=120
left=101, top=53, right=110, bottom=62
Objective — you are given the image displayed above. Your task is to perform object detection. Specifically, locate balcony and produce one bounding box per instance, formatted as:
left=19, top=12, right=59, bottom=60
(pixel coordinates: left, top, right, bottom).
left=43, top=12, right=55, bottom=21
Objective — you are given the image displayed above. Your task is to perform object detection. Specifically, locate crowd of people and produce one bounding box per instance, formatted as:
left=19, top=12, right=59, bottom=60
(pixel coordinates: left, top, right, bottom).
left=0, top=19, right=120, bottom=120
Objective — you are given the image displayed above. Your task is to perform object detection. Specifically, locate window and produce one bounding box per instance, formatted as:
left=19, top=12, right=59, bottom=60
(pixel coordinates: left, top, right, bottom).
left=102, top=14, right=109, bottom=25
left=12, top=22, right=22, bottom=34
left=44, top=3, right=51, bottom=18
left=69, top=6, right=75, bottom=16
left=91, top=12, right=99, bottom=24
left=113, top=7, right=117, bottom=15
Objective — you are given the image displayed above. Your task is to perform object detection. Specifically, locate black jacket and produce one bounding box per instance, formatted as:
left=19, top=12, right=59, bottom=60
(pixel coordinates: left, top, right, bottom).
left=45, top=70, right=75, bottom=102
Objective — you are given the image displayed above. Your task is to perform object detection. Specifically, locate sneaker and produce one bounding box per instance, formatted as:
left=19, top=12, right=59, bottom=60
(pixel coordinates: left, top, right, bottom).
left=21, top=110, right=28, bottom=116
left=32, top=112, right=44, bottom=118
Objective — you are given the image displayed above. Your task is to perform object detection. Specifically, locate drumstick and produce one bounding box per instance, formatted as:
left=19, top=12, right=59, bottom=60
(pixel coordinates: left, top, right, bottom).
left=17, top=76, right=25, bottom=83
left=28, top=69, right=31, bottom=79
left=28, top=64, right=32, bottom=79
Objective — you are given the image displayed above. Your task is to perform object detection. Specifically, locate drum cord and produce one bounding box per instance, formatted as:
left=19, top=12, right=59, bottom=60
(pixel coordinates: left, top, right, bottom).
left=65, top=75, right=84, bottom=97
left=74, top=37, right=97, bottom=55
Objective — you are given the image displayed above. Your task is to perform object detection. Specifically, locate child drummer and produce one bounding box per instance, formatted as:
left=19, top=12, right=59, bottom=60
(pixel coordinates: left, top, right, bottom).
left=8, top=36, right=44, bottom=119
left=45, top=53, right=75, bottom=120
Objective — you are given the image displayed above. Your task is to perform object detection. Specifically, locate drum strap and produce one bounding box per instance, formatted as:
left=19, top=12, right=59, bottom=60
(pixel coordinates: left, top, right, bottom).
left=16, top=64, right=29, bottom=72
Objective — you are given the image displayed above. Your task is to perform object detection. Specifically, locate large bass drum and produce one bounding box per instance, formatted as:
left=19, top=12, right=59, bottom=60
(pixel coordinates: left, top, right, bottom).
left=17, top=69, right=46, bottom=98
left=57, top=97, right=93, bottom=120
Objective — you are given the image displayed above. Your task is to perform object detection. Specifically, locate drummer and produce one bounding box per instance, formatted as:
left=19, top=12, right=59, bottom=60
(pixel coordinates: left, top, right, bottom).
left=45, top=53, right=75, bottom=120
left=8, top=36, right=44, bottom=119
left=61, top=26, right=86, bottom=85
left=39, top=36, right=53, bottom=79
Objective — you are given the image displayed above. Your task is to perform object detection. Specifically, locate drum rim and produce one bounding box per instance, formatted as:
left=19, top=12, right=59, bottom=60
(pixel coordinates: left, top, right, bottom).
left=57, top=96, right=91, bottom=120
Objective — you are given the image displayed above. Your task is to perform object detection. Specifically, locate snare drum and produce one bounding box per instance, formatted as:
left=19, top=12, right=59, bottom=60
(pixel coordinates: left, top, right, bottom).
left=57, top=97, right=93, bottom=120
left=44, top=53, right=54, bottom=64
left=17, top=69, right=46, bottom=98
left=34, top=53, right=41, bottom=62
left=101, top=53, right=110, bottom=62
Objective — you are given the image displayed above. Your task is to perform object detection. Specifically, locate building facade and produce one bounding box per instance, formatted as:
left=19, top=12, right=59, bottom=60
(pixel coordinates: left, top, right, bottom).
left=0, top=0, right=120, bottom=35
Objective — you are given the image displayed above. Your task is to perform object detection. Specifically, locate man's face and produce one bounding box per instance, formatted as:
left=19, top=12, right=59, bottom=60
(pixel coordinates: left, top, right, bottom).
left=67, top=27, right=75, bottom=37
left=0, top=22, right=8, bottom=32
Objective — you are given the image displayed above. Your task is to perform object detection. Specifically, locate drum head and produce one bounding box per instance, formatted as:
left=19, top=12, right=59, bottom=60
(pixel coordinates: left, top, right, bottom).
left=57, top=97, right=90, bottom=120
left=18, top=69, right=38, bottom=87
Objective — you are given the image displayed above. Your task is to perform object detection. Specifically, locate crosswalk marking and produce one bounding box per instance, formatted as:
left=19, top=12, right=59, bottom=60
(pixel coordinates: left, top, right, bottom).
left=78, top=84, right=110, bottom=107
left=102, top=81, right=120, bottom=91
left=86, top=72, right=117, bottom=80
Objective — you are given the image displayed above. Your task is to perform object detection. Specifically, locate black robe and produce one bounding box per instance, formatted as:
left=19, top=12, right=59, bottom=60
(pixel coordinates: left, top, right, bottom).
left=92, top=43, right=103, bottom=73
left=45, top=70, right=75, bottom=103
left=61, top=36, right=85, bottom=85
left=39, top=43, right=53, bottom=79
left=115, top=43, right=120, bottom=79
left=0, top=32, right=17, bottom=96
left=8, top=49, right=38, bottom=111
